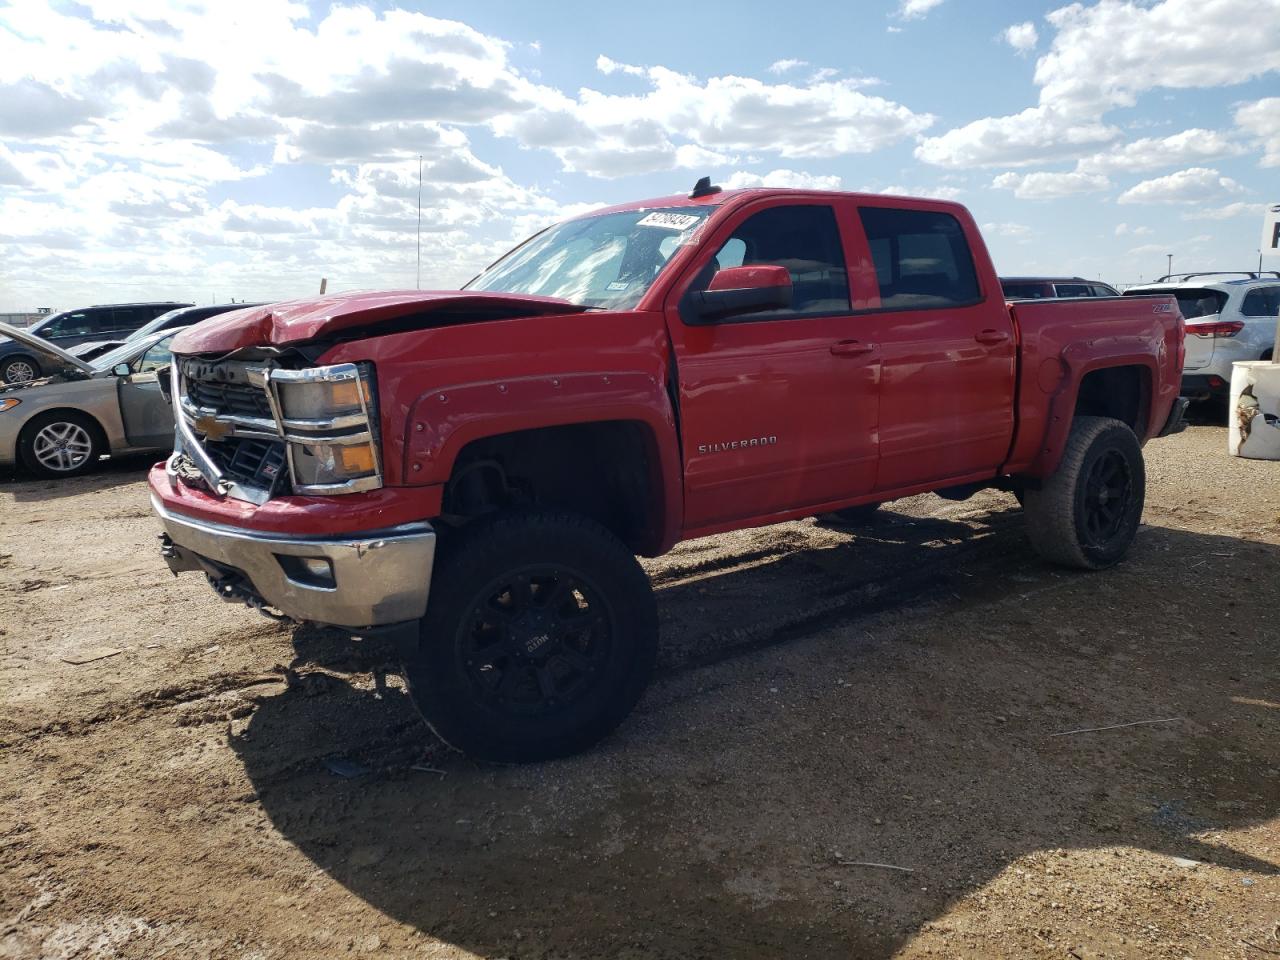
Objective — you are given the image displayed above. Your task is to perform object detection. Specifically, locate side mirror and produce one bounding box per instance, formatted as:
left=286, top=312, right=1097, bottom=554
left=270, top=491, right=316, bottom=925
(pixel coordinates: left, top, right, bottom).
left=691, top=265, right=793, bottom=322
left=113, top=363, right=131, bottom=377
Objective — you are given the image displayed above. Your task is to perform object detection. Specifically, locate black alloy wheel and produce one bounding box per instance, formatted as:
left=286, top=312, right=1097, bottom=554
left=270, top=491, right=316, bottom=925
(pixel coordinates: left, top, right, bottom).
left=460, top=567, right=613, bottom=717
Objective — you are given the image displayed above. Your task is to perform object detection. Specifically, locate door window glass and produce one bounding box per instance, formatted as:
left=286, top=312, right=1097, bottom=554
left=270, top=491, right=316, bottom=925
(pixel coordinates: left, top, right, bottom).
left=40, top=312, right=95, bottom=337
left=859, top=207, right=981, bottom=310
left=136, top=336, right=176, bottom=372
left=109, top=307, right=149, bottom=331
left=1053, top=283, right=1092, bottom=298
left=705, top=205, right=849, bottom=317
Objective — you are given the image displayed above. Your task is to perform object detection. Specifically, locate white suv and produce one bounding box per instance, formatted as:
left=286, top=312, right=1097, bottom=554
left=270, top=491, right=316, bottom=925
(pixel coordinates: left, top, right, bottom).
left=1124, top=272, right=1280, bottom=398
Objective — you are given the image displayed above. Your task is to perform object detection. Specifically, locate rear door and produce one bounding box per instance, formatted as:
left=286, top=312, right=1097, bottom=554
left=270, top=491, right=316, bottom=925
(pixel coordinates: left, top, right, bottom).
left=664, top=199, right=881, bottom=530
left=104, top=306, right=150, bottom=340
left=117, top=335, right=178, bottom=448
left=850, top=203, right=1017, bottom=491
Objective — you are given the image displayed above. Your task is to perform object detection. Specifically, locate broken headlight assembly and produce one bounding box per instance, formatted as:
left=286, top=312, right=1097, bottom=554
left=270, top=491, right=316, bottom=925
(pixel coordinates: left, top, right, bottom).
left=261, top=362, right=382, bottom=494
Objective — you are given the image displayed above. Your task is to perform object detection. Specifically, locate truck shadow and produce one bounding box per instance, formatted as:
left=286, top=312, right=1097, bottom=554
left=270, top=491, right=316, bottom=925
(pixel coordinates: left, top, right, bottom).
left=231, top=513, right=1280, bottom=958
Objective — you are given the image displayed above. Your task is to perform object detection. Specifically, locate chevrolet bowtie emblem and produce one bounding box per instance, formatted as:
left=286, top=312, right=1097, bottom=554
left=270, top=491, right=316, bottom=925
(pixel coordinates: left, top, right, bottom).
left=194, top=414, right=233, bottom=441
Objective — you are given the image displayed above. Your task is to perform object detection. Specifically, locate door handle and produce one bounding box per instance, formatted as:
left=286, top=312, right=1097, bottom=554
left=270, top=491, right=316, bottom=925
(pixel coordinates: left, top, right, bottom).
left=830, top=339, right=877, bottom=357
left=975, top=329, right=1010, bottom=345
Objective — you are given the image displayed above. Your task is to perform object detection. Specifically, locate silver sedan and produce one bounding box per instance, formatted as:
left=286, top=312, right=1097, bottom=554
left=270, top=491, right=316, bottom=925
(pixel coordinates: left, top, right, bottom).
left=0, top=322, right=184, bottom=478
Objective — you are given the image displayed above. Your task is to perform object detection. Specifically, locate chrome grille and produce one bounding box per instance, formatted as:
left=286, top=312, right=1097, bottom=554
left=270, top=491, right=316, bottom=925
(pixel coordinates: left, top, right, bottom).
left=185, top=377, right=273, bottom=419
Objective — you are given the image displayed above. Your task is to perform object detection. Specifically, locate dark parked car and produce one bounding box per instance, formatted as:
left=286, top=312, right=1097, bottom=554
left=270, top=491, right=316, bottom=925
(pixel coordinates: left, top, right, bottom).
left=0, top=302, right=192, bottom=384
left=70, top=302, right=267, bottom=362
left=1000, top=277, right=1120, bottom=300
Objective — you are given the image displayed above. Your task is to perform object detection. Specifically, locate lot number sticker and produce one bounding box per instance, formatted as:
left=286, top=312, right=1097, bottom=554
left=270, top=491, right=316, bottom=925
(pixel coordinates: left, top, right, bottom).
left=637, top=212, right=702, bottom=231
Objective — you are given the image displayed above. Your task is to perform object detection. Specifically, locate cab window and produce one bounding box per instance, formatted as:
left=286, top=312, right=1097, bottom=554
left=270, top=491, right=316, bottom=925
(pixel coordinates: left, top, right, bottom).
left=704, top=205, right=849, bottom=318
left=859, top=207, right=981, bottom=310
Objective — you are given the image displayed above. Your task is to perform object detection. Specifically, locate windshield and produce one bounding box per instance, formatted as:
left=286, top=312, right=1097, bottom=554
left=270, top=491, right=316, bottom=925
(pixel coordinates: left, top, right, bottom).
left=126, top=308, right=185, bottom=342
left=465, top=207, right=715, bottom=309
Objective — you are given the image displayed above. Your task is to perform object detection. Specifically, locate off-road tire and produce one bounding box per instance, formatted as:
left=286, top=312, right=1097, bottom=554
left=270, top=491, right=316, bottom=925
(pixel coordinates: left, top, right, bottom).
left=1, top=355, right=41, bottom=384
left=826, top=502, right=882, bottom=525
left=402, top=510, right=658, bottom=763
left=1024, top=416, right=1145, bottom=570
left=18, top=410, right=104, bottom=478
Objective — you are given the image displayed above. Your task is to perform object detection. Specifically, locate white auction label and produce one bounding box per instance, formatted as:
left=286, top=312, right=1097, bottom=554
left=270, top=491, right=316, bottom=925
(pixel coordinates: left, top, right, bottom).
left=636, top=211, right=701, bottom=231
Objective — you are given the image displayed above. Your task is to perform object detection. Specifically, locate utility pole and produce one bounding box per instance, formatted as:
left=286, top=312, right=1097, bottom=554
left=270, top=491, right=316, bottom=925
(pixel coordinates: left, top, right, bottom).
left=416, top=155, right=423, bottom=290
left=1166, top=253, right=1172, bottom=278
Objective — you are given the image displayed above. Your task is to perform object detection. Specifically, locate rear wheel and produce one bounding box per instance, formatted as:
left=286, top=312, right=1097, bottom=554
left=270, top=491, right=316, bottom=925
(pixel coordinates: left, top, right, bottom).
left=1, top=355, right=40, bottom=384
left=402, top=511, right=658, bottom=762
left=18, top=411, right=103, bottom=478
left=1024, top=416, right=1144, bottom=570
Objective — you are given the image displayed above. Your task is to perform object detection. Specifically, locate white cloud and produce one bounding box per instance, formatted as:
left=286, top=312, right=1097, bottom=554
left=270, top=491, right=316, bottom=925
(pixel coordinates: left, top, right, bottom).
left=991, top=170, right=1110, bottom=199
left=496, top=64, right=934, bottom=177
left=1115, top=223, right=1154, bottom=237
left=869, top=184, right=965, bottom=201
left=723, top=169, right=843, bottom=190
left=768, top=59, right=808, bottom=75
left=1076, top=128, right=1244, bottom=173
left=1003, top=22, right=1038, bottom=55
left=1180, top=201, right=1266, bottom=220
left=916, top=105, right=1120, bottom=168
left=1234, top=97, right=1280, bottom=167
left=982, top=221, right=1033, bottom=240
left=919, top=0, right=1280, bottom=169
left=1117, top=166, right=1245, bottom=205
left=899, top=0, right=946, bottom=19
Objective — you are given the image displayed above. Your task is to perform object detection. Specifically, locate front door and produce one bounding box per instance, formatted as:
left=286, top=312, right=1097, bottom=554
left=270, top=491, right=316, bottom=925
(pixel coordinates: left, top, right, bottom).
left=665, top=200, right=881, bottom=532
left=117, top=336, right=178, bottom=449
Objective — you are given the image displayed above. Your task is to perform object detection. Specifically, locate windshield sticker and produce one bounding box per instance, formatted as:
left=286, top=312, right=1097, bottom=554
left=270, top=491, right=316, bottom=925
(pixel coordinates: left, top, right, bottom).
left=637, top=211, right=702, bottom=231
left=606, top=280, right=631, bottom=292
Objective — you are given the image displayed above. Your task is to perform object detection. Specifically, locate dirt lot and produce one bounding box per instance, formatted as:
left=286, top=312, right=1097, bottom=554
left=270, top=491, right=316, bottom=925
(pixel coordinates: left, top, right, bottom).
left=2, top=423, right=1279, bottom=960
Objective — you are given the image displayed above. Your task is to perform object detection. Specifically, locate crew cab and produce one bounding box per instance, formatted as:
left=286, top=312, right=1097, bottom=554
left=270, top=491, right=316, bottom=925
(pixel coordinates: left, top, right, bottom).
left=149, top=183, right=1186, bottom=762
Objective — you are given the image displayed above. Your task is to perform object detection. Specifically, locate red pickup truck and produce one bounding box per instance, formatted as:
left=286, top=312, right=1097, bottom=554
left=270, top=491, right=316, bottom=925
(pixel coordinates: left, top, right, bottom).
left=151, top=182, right=1186, bottom=761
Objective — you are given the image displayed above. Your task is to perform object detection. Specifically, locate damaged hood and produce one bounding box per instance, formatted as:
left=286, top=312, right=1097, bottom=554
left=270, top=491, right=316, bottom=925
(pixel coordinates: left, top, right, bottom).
left=0, top=321, right=95, bottom=376
left=171, top=290, right=589, bottom=354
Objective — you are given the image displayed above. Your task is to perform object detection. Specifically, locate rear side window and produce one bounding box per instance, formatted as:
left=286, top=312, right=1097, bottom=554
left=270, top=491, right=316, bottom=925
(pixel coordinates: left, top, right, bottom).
left=1090, top=283, right=1119, bottom=297
left=859, top=207, right=981, bottom=310
left=1241, top=287, right=1280, bottom=317
left=1053, top=283, right=1092, bottom=298
left=1001, top=282, right=1050, bottom=300
left=110, top=307, right=149, bottom=330
left=708, top=205, right=850, bottom=316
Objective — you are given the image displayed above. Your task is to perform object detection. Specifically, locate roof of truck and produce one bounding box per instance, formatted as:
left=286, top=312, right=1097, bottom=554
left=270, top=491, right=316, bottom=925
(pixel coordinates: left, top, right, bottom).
left=574, top=186, right=969, bottom=221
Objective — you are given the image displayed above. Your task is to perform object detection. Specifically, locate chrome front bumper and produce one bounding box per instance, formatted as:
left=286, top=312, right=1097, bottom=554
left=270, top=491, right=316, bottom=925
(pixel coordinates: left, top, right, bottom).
left=151, top=495, right=436, bottom=628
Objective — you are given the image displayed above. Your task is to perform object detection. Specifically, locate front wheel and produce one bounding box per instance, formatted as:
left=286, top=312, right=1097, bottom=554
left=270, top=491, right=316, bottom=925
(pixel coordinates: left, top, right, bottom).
left=402, top=511, right=658, bottom=762
left=1023, top=416, right=1145, bottom=570
left=18, top=411, right=103, bottom=478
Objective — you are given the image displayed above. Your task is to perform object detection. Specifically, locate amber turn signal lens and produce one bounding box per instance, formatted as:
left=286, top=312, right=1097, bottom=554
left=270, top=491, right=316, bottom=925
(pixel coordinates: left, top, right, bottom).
left=338, top=443, right=376, bottom=474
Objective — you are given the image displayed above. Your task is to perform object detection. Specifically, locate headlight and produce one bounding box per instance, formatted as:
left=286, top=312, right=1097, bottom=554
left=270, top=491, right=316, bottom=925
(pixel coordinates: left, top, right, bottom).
left=289, top=438, right=380, bottom=488
left=0, top=398, right=20, bottom=413
left=266, top=362, right=382, bottom=494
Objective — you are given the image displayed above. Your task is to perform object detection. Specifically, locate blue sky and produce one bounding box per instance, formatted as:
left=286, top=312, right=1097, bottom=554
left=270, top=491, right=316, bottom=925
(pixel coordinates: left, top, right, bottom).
left=0, top=0, right=1277, bottom=311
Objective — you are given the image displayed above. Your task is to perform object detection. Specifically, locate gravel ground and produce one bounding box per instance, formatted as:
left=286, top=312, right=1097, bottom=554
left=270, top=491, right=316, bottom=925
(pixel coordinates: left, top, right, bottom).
left=1, top=422, right=1278, bottom=959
